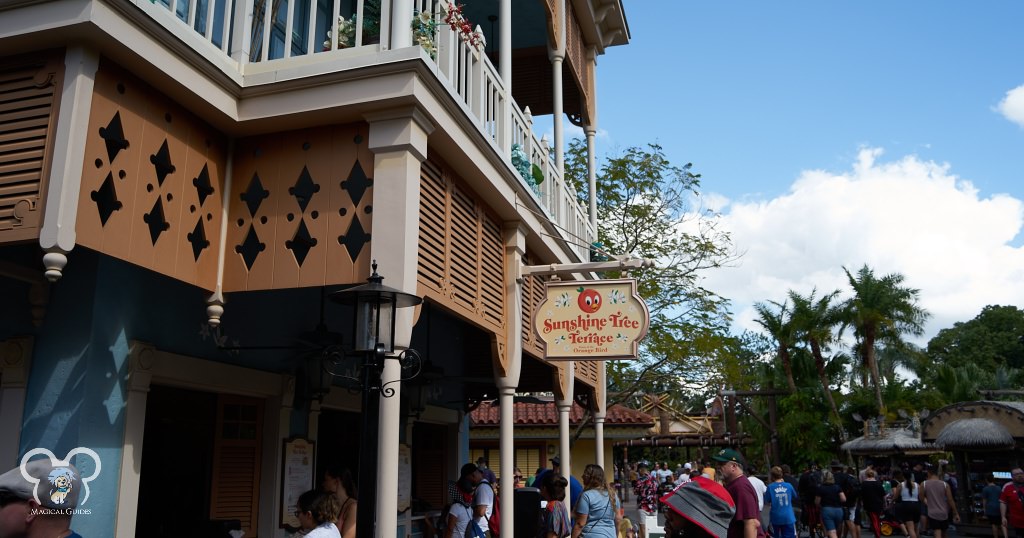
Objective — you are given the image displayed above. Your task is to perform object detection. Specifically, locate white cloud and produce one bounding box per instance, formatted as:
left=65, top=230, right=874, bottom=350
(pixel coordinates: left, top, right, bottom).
left=996, top=84, right=1024, bottom=127
left=701, top=147, right=1024, bottom=344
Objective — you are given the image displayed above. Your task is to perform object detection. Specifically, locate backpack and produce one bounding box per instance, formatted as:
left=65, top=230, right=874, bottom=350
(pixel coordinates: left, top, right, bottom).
left=842, top=475, right=861, bottom=500
left=487, top=486, right=501, bottom=537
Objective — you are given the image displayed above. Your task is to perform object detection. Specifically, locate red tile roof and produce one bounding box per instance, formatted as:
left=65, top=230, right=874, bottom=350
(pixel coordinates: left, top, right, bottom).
left=469, top=401, right=654, bottom=427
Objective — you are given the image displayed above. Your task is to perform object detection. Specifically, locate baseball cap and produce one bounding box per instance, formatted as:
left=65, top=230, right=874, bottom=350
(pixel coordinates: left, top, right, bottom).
left=0, top=459, right=81, bottom=509
left=710, top=448, right=745, bottom=465
left=661, top=476, right=735, bottom=538
left=684, top=463, right=693, bottom=470
left=550, top=456, right=560, bottom=466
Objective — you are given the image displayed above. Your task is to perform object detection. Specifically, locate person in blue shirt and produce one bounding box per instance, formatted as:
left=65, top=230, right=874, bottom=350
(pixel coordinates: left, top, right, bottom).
left=536, top=457, right=583, bottom=509
left=765, top=466, right=798, bottom=538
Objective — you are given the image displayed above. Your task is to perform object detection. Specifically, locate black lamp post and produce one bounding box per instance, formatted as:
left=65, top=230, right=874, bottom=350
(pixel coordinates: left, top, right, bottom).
left=330, top=261, right=422, bottom=538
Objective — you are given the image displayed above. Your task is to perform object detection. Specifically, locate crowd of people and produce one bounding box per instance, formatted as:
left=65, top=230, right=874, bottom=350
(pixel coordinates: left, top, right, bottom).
left=2, top=453, right=1023, bottom=538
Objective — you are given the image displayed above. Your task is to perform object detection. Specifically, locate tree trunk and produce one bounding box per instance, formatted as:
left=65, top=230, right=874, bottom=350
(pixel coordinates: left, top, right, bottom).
left=864, top=330, right=885, bottom=415
left=780, top=345, right=797, bottom=393
left=810, top=339, right=845, bottom=440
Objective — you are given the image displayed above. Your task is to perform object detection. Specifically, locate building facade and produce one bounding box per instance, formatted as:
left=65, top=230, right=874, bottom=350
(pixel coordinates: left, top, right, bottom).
left=0, top=0, right=629, bottom=536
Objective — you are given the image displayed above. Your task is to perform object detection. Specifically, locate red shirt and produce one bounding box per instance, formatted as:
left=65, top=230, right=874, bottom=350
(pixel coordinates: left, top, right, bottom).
left=725, top=475, right=766, bottom=538
left=634, top=474, right=660, bottom=512
left=1001, top=482, right=1024, bottom=528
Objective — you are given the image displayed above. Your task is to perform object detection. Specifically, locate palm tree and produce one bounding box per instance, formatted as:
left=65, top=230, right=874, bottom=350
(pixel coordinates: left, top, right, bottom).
left=841, top=265, right=929, bottom=415
left=754, top=299, right=798, bottom=393
left=788, top=288, right=845, bottom=435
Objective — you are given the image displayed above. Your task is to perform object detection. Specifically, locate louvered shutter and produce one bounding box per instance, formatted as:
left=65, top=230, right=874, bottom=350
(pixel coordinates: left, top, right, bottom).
left=0, top=52, right=61, bottom=242
left=210, top=395, right=263, bottom=536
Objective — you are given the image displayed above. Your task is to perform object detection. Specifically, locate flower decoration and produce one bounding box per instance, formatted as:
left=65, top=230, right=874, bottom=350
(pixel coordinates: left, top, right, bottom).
left=324, top=16, right=356, bottom=49
left=554, top=292, right=571, bottom=308
left=412, top=10, right=438, bottom=59
left=608, top=288, right=626, bottom=305
left=443, top=2, right=485, bottom=50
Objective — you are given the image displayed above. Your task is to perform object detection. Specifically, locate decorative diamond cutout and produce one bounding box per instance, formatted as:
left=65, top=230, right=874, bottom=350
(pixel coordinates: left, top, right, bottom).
left=187, top=219, right=210, bottom=261
left=150, top=140, right=176, bottom=186
left=289, top=166, right=320, bottom=213
left=241, top=173, right=269, bottom=217
left=338, top=216, right=370, bottom=262
left=236, top=224, right=266, bottom=270
left=91, top=172, right=123, bottom=226
left=193, top=164, right=215, bottom=206
left=99, top=112, right=130, bottom=163
left=341, top=161, right=371, bottom=207
left=286, top=218, right=318, bottom=267
left=143, top=198, right=170, bottom=245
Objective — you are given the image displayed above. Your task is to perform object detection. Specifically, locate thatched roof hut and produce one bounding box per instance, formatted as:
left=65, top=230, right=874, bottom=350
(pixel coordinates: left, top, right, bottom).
left=922, top=401, right=1024, bottom=450
left=840, top=427, right=940, bottom=456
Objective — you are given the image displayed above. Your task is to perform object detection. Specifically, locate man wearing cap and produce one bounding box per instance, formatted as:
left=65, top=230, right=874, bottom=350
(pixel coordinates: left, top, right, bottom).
left=0, top=460, right=84, bottom=538
left=661, top=476, right=736, bottom=538
left=476, top=457, right=498, bottom=486
left=712, top=448, right=765, bottom=538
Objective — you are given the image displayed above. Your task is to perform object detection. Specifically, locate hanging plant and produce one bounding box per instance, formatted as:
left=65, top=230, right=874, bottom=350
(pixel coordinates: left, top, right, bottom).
left=531, top=164, right=544, bottom=185
left=442, top=2, right=486, bottom=50
left=412, top=11, right=438, bottom=59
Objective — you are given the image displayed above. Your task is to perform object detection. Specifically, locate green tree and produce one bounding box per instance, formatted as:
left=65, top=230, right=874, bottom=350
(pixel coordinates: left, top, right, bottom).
left=926, top=305, right=1024, bottom=371
left=753, top=299, right=799, bottom=393
left=563, top=139, right=739, bottom=402
left=788, top=288, right=845, bottom=435
left=841, top=265, right=929, bottom=415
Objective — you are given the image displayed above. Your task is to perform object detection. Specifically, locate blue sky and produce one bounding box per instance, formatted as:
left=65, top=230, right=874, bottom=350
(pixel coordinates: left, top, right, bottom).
left=577, top=1, right=1024, bottom=343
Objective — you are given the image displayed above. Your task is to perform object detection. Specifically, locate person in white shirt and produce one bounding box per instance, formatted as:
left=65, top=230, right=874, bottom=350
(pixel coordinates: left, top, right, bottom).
left=296, top=489, right=342, bottom=538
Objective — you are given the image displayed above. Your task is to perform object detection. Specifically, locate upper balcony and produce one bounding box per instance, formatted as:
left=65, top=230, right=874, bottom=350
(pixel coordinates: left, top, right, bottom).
left=0, top=0, right=628, bottom=261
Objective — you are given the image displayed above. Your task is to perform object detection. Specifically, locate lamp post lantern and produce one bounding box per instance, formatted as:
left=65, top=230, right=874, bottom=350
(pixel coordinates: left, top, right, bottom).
left=330, top=261, right=422, bottom=538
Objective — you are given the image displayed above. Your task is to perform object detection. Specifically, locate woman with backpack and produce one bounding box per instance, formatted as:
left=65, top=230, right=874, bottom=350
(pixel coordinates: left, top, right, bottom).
left=539, top=473, right=572, bottom=538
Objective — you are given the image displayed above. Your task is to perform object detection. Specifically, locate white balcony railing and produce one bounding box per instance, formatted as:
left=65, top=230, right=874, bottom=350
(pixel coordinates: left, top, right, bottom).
left=143, top=0, right=595, bottom=259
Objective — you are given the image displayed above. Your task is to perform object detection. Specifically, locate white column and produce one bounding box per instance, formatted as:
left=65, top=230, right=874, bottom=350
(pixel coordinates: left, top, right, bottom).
left=391, top=0, right=413, bottom=49
left=0, top=338, right=33, bottom=468
left=556, top=361, right=574, bottom=481
left=499, top=0, right=512, bottom=157
left=114, top=342, right=155, bottom=538
left=594, top=364, right=607, bottom=469
left=366, top=107, right=434, bottom=538
left=39, top=46, right=99, bottom=282
left=550, top=0, right=566, bottom=175
left=585, top=126, right=597, bottom=232
left=497, top=222, right=527, bottom=538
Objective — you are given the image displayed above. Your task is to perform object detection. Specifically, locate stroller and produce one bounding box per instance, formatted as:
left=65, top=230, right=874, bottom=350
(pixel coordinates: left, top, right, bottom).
left=869, top=506, right=904, bottom=537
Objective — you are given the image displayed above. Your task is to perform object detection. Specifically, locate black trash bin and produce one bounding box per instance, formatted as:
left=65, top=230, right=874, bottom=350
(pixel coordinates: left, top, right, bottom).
left=515, top=487, right=541, bottom=538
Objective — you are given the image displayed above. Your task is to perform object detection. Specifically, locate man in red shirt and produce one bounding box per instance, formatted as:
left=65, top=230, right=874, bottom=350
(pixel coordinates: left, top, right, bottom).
left=1001, top=468, right=1024, bottom=538
left=712, top=448, right=766, bottom=538
left=633, top=462, right=660, bottom=538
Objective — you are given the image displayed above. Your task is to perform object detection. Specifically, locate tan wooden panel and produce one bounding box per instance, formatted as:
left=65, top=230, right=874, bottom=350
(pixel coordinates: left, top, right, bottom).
left=224, top=124, right=370, bottom=292
left=77, top=67, right=148, bottom=261
left=269, top=135, right=305, bottom=289
left=293, top=127, right=331, bottom=288
left=242, top=139, right=282, bottom=291
left=171, top=116, right=226, bottom=289
left=324, top=124, right=368, bottom=286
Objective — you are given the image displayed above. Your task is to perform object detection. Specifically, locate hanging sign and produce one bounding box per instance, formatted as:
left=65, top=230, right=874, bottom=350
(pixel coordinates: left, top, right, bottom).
left=533, top=279, right=649, bottom=360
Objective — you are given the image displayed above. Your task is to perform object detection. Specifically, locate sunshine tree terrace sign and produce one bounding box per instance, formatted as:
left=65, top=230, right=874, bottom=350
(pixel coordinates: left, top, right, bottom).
left=533, top=279, right=649, bottom=360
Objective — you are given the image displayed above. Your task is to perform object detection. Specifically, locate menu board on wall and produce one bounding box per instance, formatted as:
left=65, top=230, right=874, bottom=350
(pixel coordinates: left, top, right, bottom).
left=280, top=438, right=315, bottom=528
left=397, top=444, right=411, bottom=512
